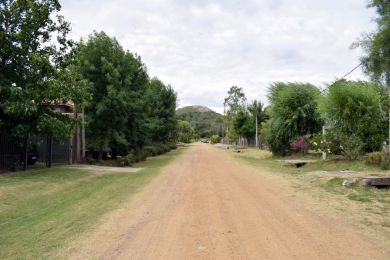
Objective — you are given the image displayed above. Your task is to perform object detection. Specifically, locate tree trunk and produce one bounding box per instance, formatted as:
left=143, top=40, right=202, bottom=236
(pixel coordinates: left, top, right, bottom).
left=98, top=148, right=103, bottom=162
left=112, top=143, right=117, bottom=160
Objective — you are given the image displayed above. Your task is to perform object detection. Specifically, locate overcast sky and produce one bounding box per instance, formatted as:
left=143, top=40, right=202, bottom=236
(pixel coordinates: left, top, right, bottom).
left=61, top=0, right=377, bottom=113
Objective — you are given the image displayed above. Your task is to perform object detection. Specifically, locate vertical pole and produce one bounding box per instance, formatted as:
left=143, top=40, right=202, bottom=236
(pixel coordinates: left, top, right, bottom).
left=387, top=83, right=390, bottom=155
left=255, top=112, right=258, bottom=148
left=82, top=108, right=86, bottom=159
left=322, top=125, right=327, bottom=160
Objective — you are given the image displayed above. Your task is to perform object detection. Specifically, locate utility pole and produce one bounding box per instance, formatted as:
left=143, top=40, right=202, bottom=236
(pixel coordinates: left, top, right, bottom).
left=322, top=125, right=327, bottom=160
left=255, top=109, right=258, bottom=148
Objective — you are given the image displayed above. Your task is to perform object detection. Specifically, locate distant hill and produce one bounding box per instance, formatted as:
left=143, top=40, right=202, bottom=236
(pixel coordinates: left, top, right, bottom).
left=176, top=106, right=224, bottom=138
left=177, top=105, right=215, bottom=113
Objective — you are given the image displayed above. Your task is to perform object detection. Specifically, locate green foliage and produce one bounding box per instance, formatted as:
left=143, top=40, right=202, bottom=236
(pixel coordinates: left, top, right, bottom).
left=342, top=134, right=364, bottom=160
left=366, top=151, right=384, bottom=165
left=224, top=86, right=246, bottom=121
left=74, top=32, right=177, bottom=160
left=119, top=152, right=135, bottom=166
left=319, top=80, right=386, bottom=154
left=143, top=143, right=174, bottom=157
left=232, top=109, right=255, bottom=140
left=366, top=151, right=390, bottom=170
left=176, top=106, right=224, bottom=138
left=210, top=134, right=220, bottom=144
left=0, top=0, right=85, bottom=144
left=311, top=130, right=341, bottom=155
left=266, top=82, right=322, bottom=155
left=353, top=0, right=390, bottom=85
left=177, top=120, right=195, bottom=143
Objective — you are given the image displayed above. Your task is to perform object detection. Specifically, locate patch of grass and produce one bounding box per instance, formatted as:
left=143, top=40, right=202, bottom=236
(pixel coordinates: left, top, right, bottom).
left=0, top=146, right=187, bottom=259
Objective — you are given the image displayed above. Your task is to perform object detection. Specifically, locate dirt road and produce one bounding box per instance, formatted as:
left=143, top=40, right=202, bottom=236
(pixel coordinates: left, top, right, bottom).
left=69, top=143, right=389, bottom=259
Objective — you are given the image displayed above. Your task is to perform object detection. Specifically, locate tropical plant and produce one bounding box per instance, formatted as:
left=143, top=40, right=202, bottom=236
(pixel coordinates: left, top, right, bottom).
left=266, top=82, right=322, bottom=155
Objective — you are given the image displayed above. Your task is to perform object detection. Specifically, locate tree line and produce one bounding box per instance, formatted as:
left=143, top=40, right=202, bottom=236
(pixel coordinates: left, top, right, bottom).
left=0, top=0, right=177, bottom=163
left=222, top=0, right=390, bottom=167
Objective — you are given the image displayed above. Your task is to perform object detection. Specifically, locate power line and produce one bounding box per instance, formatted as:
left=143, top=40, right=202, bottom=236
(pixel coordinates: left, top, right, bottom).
left=320, top=62, right=363, bottom=93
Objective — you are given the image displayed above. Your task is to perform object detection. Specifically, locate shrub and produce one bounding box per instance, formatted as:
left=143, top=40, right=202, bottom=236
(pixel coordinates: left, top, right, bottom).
left=210, top=135, right=220, bottom=144
left=266, top=82, right=322, bottom=155
left=342, top=135, right=364, bottom=160
left=119, top=152, right=135, bottom=166
left=365, top=152, right=384, bottom=165
left=291, top=136, right=309, bottom=154
left=319, top=80, right=386, bottom=153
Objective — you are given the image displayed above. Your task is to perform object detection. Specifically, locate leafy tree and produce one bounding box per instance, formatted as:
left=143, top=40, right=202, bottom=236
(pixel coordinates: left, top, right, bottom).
left=319, top=80, right=386, bottom=156
left=75, top=32, right=149, bottom=160
left=223, top=86, right=247, bottom=120
left=223, top=86, right=246, bottom=142
left=232, top=109, right=255, bottom=141
left=352, top=0, right=390, bottom=152
left=0, top=0, right=80, bottom=144
left=247, top=100, right=268, bottom=148
left=177, top=120, right=195, bottom=143
left=352, top=0, right=390, bottom=85
left=267, top=82, right=322, bottom=155
left=145, top=77, right=177, bottom=145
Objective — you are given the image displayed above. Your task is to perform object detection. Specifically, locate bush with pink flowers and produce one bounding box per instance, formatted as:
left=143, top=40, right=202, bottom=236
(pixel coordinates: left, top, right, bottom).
left=291, top=136, right=310, bottom=154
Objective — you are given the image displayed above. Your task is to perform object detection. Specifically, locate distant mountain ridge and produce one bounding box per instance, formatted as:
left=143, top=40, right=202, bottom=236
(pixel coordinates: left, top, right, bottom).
left=176, top=105, right=217, bottom=114
left=176, top=105, right=224, bottom=137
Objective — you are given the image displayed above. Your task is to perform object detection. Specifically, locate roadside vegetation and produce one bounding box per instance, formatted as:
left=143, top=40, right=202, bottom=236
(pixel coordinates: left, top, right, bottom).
left=0, top=1, right=178, bottom=169
left=219, top=1, right=390, bottom=172
left=0, top=146, right=187, bottom=259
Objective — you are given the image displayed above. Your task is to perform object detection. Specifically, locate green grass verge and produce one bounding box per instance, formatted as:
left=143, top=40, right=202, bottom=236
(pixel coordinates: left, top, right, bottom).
left=0, top=146, right=187, bottom=259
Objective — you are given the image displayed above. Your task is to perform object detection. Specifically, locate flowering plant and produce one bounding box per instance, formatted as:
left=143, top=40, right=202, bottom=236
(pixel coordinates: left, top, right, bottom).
left=291, top=136, right=310, bottom=154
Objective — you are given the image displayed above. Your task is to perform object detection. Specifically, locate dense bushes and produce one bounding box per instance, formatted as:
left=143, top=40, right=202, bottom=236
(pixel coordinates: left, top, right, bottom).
left=266, top=82, right=322, bottom=155
left=319, top=80, right=386, bottom=155
left=210, top=135, right=220, bottom=144
left=119, top=143, right=176, bottom=166
left=177, top=120, right=195, bottom=143
left=366, top=151, right=390, bottom=170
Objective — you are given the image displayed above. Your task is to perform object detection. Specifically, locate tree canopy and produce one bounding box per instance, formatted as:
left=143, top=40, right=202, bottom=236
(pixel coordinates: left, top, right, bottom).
left=0, top=0, right=82, bottom=143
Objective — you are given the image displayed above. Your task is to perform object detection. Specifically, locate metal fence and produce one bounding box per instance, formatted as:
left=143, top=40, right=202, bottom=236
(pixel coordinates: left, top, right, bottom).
left=0, top=135, right=22, bottom=170
left=0, top=134, right=71, bottom=171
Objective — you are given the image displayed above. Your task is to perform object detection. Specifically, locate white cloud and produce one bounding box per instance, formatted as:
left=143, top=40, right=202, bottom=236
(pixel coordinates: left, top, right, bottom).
left=61, top=0, right=377, bottom=113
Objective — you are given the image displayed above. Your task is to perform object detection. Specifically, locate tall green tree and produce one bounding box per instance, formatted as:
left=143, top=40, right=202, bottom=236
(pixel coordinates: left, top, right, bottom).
left=177, top=120, right=195, bottom=143
left=247, top=100, right=268, bottom=148
left=0, top=0, right=79, bottom=143
left=223, top=86, right=246, bottom=120
left=353, top=0, right=390, bottom=151
left=223, top=86, right=246, bottom=142
left=75, top=32, right=149, bottom=160
left=267, top=82, right=322, bottom=155
left=232, top=109, right=255, bottom=141
left=145, top=77, right=177, bottom=145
